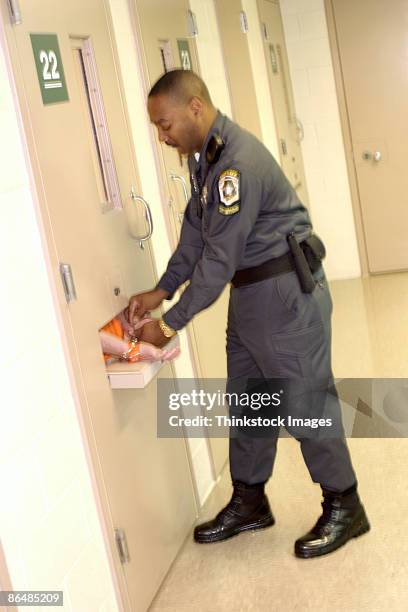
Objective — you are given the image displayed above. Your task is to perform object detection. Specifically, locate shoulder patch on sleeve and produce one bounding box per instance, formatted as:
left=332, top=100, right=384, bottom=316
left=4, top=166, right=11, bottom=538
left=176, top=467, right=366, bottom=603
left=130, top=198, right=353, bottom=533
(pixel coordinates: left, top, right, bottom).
left=218, top=168, right=240, bottom=216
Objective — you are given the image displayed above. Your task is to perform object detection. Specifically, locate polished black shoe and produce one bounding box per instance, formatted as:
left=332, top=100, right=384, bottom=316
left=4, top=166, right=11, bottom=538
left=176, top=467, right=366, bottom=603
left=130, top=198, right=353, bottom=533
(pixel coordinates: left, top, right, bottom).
left=194, top=481, right=275, bottom=544
left=294, top=485, right=370, bottom=558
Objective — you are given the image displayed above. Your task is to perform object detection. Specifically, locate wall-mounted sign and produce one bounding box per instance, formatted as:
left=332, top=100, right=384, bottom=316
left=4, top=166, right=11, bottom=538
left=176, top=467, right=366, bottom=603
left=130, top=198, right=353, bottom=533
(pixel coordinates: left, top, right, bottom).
left=177, top=39, right=192, bottom=71
left=30, top=34, right=69, bottom=105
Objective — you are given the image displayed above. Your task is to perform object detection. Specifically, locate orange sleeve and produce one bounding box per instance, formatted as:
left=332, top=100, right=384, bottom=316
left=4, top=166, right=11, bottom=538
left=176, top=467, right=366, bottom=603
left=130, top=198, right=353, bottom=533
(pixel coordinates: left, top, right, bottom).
left=112, top=317, right=123, bottom=338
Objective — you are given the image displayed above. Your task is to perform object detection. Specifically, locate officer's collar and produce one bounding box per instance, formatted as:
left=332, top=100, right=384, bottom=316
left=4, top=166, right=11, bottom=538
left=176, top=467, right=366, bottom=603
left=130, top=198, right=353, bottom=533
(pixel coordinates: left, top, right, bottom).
left=194, top=110, right=226, bottom=174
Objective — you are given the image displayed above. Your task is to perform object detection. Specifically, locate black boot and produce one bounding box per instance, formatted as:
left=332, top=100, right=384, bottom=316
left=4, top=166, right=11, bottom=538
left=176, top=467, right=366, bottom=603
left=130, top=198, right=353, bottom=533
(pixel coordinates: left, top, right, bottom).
left=194, top=481, right=275, bottom=544
left=294, top=484, right=370, bottom=558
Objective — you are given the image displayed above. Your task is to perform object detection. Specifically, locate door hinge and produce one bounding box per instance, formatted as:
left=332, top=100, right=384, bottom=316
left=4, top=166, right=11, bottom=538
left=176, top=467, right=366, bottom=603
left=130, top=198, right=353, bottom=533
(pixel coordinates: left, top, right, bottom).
left=187, top=9, right=198, bottom=37
left=280, top=138, right=288, bottom=156
left=240, top=11, right=249, bottom=33
left=115, top=529, right=130, bottom=564
left=59, top=263, right=77, bottom=303
left=7, top=0, right=22, bottom=24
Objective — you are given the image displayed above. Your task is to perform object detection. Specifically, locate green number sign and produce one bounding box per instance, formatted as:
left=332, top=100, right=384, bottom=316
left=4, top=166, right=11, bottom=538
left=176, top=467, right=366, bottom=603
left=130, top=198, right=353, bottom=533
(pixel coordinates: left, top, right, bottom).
left=177, top=39, right=192, bottom=71
left=30, top=34, right=69, bottom=105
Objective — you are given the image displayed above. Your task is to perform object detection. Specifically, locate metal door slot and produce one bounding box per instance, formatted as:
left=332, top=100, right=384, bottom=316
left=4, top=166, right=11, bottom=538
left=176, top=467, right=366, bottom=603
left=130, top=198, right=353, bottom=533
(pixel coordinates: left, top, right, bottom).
left=74, top=38, right=122, bottom=212
left=106, top=336, right=180, bottom=389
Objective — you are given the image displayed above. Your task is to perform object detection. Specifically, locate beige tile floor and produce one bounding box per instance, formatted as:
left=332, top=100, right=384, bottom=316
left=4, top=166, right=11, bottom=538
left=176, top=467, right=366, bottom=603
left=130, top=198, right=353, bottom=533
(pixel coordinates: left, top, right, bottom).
left=150, top=273, right=408, bottom=612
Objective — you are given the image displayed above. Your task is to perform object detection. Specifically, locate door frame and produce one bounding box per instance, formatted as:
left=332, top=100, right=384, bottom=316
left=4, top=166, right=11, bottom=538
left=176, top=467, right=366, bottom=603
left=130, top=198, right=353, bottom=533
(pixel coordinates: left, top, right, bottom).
left=0, top=3, right=157, bottom=609
left=324, top=0, right=369, bottom=276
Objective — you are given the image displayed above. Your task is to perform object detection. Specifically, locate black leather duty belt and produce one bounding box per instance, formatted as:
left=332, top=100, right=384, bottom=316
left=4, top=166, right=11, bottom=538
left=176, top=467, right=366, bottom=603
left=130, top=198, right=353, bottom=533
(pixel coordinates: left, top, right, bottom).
left=231, top=250, right=296, bottom=288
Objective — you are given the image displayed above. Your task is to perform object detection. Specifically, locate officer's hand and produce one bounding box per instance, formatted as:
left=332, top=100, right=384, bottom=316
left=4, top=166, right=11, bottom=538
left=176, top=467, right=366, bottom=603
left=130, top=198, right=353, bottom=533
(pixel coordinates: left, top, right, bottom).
left=127, top=288, right=169, bottom=324
left=138, top=319, right=169, bottom=348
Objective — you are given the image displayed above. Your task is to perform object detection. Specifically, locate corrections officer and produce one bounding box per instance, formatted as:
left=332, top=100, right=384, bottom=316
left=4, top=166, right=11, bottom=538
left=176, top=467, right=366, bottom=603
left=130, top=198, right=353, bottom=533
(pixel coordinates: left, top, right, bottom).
left=127, top=70, right=370, bottom=558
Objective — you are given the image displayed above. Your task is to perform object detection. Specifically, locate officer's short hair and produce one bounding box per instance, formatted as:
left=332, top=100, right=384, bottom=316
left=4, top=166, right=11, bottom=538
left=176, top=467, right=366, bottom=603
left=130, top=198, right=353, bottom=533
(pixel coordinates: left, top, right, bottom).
left=148, top=69, right=212, bottom=105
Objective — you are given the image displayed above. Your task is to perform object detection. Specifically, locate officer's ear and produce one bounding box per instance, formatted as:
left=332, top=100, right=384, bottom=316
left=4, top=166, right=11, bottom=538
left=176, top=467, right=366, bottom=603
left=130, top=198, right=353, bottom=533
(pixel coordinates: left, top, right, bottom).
left=189, top=96, right=203, bottom=117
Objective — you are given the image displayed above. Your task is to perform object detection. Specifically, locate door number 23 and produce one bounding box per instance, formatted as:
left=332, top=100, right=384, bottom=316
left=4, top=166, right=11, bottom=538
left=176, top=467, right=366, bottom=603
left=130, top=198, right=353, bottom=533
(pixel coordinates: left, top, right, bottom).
left=39, top=50, right=60, bottom=80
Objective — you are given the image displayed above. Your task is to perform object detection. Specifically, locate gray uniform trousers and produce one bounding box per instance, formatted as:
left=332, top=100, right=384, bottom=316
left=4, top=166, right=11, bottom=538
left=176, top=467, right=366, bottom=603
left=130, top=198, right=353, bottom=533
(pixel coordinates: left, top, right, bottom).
left=226, top=266, right=357, bottom=493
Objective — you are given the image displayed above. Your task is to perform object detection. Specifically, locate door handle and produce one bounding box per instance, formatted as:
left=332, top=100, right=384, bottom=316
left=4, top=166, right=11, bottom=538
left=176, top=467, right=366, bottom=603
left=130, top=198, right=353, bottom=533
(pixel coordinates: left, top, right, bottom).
left=170, top=172, right=189, bottom=206
left=130, top=187, right=153, bottom=249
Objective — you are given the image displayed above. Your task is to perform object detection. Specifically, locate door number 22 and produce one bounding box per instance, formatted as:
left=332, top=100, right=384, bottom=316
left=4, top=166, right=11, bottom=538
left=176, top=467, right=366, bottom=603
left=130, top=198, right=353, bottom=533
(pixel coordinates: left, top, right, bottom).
left=39, top=50, right=60, bottom=80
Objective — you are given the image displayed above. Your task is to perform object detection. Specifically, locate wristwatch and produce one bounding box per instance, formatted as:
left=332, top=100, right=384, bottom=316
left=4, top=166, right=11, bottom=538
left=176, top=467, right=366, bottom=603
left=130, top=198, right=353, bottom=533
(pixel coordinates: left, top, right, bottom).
left=158, top=318, right=177, bottom=338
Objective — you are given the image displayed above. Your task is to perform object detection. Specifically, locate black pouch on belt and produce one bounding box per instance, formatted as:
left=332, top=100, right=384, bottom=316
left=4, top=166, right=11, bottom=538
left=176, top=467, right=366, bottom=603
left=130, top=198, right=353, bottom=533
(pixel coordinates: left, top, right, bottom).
left=301, top=233, right=326, bottom=273
left=287, top=232, right=316, bottom=293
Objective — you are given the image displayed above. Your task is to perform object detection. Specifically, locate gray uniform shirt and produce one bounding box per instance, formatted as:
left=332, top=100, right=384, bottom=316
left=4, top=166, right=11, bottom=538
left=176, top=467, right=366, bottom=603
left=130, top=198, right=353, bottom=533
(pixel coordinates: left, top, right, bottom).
left=158, top=112, right=312, bottom=331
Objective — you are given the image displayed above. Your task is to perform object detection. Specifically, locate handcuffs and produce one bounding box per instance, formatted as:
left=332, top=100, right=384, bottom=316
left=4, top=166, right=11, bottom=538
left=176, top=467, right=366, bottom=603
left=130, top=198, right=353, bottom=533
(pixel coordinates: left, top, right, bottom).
left=120, top=316, right=176, bottom=361
left=120, top=337, right=139, bottom=361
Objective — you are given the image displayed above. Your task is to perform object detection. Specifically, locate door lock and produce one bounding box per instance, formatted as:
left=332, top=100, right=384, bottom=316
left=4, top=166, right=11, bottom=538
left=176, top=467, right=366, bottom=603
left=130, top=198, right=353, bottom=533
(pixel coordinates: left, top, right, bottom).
left=362, top=150, right=382, bottom=162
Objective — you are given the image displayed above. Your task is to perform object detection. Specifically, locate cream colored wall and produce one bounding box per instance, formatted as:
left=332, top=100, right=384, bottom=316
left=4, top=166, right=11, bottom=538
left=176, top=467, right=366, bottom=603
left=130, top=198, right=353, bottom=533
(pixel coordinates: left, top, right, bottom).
left=279, top=0, right=360, bottom=279
left=107, top=0, right=214, bottom=506
left=0, top=21, right=119, bottom=612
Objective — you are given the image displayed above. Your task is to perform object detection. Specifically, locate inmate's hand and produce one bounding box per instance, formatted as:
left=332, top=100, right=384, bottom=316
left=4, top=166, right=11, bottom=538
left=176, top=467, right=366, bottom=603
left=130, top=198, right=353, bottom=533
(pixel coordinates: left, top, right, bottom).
left=137, top=319, right=169, bottom=348
left=99, top=331, right=129, bottom=357
left=136, top=342, right=181, bottom=362
left=127, top=288, right=169, bottom=324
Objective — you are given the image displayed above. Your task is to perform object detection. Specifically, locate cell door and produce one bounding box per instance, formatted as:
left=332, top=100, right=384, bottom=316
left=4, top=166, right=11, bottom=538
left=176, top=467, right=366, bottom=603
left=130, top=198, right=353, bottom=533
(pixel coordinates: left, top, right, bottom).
left=215, top=0, right=264, bottom=139
left=134, top=0, right=229, bottom=477
left=4, top=0, right=196, bottom=610
left=331, top=0, right=408, bottom=273
left=134, top=0, right=200, bottom=239
left=257, top=0, right=309, bottom=207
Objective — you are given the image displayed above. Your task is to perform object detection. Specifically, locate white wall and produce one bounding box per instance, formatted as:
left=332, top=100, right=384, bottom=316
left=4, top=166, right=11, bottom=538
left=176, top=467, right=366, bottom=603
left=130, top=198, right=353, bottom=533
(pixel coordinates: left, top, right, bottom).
left=279, top=0, right=360, bottom=279
left=0, top=20, right=119, bottom=612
